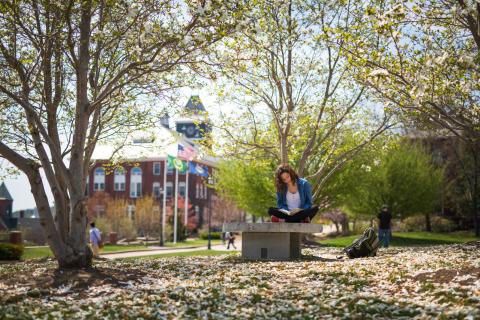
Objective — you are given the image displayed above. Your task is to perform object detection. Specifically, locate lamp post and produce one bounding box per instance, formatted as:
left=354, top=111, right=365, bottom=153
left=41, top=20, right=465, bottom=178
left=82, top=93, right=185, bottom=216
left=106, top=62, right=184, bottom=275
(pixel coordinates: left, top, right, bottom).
left=207, top=175, right=214, bottom=250
left=159, top=187, right=164, bottom=246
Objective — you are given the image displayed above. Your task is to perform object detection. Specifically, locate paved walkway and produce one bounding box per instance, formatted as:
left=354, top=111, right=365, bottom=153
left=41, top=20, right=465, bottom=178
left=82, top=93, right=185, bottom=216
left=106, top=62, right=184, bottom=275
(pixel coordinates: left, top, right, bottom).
left=101, top=242, right=242, bottom=260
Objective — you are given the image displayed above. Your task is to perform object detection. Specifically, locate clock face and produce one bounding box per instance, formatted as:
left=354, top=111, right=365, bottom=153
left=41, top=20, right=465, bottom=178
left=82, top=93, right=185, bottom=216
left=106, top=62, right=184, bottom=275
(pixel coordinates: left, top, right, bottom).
left=185, top=125, right=196, bottom=137
left=177, top=122, right=210, bottom=139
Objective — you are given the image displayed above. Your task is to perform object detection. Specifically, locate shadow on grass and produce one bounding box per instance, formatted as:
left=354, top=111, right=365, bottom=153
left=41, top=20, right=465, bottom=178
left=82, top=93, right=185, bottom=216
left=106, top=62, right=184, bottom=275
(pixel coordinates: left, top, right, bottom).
left=318, top=232, right=478, bottom=248
left=1, top=264, right=149, bottom=303
left=223, top=253, right=340, bottom=264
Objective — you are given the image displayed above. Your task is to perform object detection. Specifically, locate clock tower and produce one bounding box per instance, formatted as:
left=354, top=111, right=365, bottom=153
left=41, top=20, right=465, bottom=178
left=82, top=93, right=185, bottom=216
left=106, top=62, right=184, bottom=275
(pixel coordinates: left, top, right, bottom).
left=175, top=95, right=211, bottom=141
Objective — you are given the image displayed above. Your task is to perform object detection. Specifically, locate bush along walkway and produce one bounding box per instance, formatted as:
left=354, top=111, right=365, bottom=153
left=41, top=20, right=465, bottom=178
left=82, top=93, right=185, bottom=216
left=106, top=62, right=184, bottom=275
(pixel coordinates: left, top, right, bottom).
left=0, top=242, right=479, bottom=319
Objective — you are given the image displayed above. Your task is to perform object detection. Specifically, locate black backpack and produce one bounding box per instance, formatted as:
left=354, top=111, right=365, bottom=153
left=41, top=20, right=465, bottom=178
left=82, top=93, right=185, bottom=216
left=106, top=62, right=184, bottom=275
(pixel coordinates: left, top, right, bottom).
left=343, top=227, right=380, bottom=259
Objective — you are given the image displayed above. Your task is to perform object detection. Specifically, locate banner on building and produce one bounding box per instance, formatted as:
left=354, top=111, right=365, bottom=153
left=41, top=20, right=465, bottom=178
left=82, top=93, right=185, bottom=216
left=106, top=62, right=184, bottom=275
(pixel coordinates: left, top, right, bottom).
left=189, top=162, right=209, bottom=177
left=167, top=155, right=187, bottom=173
left=178, top=143, right=197, bottom=161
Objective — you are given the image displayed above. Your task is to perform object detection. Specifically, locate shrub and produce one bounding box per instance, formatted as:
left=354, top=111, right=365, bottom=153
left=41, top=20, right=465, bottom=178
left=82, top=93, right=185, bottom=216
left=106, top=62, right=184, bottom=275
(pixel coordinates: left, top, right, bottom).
left=352, top=220, right=373, bottom=235
left=431, top=216, right=456, bottom=233
left=402, top=215, right=425, bottom=232
left=398, top=215, right=456, bottom=233
left=199, top=231, right=222, bottom=240
left=0, top=243, right=24, bottom=260
left=165, top=216, right=187, bottom=242
left=95, top=216, right=137, bottom=241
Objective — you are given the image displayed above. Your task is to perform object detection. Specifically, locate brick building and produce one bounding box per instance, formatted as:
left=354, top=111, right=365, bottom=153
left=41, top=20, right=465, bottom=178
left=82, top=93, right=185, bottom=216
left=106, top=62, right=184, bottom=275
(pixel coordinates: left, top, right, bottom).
left=87, top=96, right=217, bottom=231
left=0, top=182, right=15, bottom=230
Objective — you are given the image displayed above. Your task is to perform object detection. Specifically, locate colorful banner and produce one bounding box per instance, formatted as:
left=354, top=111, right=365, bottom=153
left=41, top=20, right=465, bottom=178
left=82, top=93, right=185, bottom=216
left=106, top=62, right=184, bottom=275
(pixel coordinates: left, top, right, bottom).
left=189, top=162, right=209, bottom=177
left=178, top=143, right=197, bottom=161
left=168, top=155, right=187, bottom=173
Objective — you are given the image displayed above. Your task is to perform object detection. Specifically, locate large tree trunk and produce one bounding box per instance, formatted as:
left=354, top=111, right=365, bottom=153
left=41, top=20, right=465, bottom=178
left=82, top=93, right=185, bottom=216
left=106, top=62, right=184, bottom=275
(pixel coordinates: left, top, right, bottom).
left=470, top=139, right=480, bottom=237
left=473, top=182, right=479, bottom=237
left=63, top=196, right=92, bottom=268
left=280, top=132, right=289, bottom=164
left=333, top=222, right=339, bottom=233
left=28, top=167, right=93, bottom=268
left=425, top=212, right=432, bottom=232
left=341, top=217, right=350, bottom=235
left=27, top=167, right=66, bottom=260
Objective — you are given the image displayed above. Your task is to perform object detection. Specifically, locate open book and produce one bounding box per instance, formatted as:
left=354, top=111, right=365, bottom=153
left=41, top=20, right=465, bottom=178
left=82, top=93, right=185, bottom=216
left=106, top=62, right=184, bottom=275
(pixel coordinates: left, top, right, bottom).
left=278, top=208, right=303, bottom=216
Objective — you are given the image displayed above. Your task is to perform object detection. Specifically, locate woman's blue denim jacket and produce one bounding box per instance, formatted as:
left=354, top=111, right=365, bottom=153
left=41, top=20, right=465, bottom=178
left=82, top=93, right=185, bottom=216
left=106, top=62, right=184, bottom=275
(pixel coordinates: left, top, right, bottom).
left=276, top=178, right=313, bottom=210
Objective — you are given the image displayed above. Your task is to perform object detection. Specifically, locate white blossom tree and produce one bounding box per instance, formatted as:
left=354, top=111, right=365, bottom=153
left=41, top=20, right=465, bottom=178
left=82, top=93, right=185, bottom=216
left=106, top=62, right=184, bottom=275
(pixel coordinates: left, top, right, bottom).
left=213, top=0, right=392, bottom=200
left=342, top=0, right=480, bottom=235
left=0, top=0, right=245, bottom=267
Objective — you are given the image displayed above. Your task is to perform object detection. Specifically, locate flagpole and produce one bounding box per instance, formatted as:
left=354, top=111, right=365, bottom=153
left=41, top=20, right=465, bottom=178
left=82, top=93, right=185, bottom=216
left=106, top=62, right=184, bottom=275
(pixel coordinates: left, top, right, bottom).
left=162, top=158, right=167, bottom=245
left=174, top=167, right=179, bottom=244
left=185, top=161, right=189, bottom=237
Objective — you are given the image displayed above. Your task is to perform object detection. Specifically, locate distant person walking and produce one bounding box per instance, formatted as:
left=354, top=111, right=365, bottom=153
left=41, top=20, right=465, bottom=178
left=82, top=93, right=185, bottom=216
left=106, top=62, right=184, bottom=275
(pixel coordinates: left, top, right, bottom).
left=225, top=231, right=237, bottom=250
left=89, top=222, right=103, bottom=257
left=377, top=205, right=392, bottom=248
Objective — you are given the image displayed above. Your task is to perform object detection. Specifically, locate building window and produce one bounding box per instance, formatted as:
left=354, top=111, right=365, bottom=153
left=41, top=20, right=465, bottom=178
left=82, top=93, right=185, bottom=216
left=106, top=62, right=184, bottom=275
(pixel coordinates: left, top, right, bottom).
left=130, top=167, right=142, bottom=198
left=153, top=182, right=161, bottom=198
left=167, top=164, right=173, bottom=175
left=153, top=162, right=161, bottom=175
left=196, top=183, right=200, bottom=198
left=95, top=205, right=106, bottom=216
left=179, top=182, right=186, bottom=197
left=195, top=205, right=200, bottom=219
left=127, top=205, right=135, bottom=220
left=93, top=167, right=105, bottom=191
left=166, top=182, right=173, bottom=197
left=114, top=167, right=126, bottom=191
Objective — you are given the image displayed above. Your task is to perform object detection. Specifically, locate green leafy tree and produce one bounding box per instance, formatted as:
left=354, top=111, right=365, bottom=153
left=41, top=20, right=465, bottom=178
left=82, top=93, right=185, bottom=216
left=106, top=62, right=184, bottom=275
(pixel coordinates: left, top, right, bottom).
left=329, top=141, right=444, bottom=230
left=215, top=159, right=275, bottom=218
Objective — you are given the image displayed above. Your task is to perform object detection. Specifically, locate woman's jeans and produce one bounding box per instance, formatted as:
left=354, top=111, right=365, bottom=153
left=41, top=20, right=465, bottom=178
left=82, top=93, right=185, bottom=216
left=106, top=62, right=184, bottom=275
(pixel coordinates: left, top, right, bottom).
left=268, top=206, right=319, bottom=222
left=378, top=228, right=391, bottom=248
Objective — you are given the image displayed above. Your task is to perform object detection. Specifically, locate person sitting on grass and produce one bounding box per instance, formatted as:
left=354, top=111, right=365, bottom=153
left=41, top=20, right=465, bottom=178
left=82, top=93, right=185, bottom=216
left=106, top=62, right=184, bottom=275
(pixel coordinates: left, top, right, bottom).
left=268, top=163, right=319, bottom=223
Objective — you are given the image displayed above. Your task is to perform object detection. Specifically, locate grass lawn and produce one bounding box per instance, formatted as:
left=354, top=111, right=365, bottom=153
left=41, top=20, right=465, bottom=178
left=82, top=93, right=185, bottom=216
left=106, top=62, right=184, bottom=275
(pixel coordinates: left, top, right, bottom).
left=22, top=246, right=54, bottom=260
left=120, top=250, right=236, bottom=260
left=164, top=239, right=222, bottom=247
left=318, top=231, right=479, bottom=247
left=22, top=240, right=223, bottom=260
left=22, top=244, right=149, bottom=260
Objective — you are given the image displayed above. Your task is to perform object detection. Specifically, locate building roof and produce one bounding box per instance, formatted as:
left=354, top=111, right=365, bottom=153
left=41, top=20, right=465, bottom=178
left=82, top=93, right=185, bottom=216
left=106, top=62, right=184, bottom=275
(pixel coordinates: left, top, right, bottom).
left=0, top=182, right=13, bottom=201
left=185, top=95, right=206, bottom=113
left=91, top=125, right=217, bottom=167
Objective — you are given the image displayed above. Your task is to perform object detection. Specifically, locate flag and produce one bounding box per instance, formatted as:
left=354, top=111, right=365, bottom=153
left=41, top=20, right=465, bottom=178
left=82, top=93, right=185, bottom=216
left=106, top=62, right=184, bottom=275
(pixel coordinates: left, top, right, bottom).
left=178, top=143, right=197, bottom=160
left=168, top=155, right=187, bottom=173
left=189, top=162, right=209, bottom=177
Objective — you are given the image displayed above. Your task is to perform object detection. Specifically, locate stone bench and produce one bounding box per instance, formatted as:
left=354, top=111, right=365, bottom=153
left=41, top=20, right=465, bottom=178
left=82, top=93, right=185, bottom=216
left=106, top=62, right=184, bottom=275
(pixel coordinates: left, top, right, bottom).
left=223, top=222, right=323, bottom=260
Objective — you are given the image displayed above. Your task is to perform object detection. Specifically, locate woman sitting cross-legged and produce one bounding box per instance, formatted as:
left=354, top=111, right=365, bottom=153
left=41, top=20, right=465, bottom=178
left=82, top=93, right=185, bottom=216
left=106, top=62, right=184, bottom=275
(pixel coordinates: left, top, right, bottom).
left=268, top=163, right=319, bottom=223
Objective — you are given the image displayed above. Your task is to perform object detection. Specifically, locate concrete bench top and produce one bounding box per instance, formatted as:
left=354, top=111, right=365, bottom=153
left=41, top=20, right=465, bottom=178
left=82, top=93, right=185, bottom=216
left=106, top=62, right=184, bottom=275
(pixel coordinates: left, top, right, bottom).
left=223, top=222, right=323, bottom=233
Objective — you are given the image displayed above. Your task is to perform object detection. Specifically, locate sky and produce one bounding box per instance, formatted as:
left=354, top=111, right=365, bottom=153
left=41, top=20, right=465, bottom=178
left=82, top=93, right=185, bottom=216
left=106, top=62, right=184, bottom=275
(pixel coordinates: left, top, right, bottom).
left=1, top=86, right=227, bottom=211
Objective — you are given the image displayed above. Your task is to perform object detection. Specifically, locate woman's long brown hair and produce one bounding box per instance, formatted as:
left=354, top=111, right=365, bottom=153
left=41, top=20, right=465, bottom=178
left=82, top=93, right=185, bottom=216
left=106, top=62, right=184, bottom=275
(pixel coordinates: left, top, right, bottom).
left=274, top=163, right=299, bottom=193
